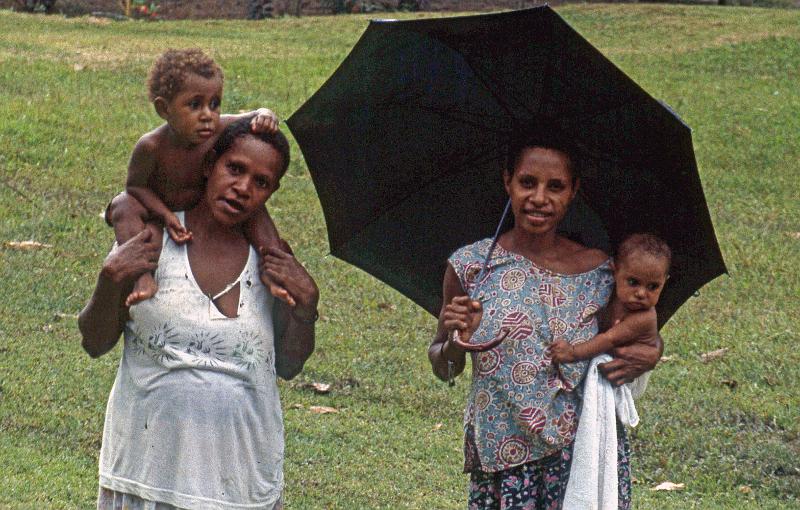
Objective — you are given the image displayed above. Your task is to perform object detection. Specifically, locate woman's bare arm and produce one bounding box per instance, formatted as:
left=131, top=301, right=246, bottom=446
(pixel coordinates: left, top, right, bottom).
left=272, top=301, right=316, bottom=380
left=428, top=264, right=477, bottom=382
left=260, top=243, right=318, bottom=380
left=598, top=331, right=663, bottom=386
left=78, top=230, right=160, bottom=357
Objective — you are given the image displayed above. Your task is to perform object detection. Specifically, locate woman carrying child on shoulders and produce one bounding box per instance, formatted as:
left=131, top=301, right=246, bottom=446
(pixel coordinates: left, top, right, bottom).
left=428, top=139, right=662, bottom=509
left=80, top=118, right=317, bottom=510
left=108, top=48, right=289, bottom=307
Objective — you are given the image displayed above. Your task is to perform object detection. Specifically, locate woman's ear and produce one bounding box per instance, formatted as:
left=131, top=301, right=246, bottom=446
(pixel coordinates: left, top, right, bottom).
left=153, top=97, right=170, bottom=120
left=609, top=259, right=616, bottom=273
left=570, top=177, right=580, bottom=200
left=503, top=169, right=513, bottom=194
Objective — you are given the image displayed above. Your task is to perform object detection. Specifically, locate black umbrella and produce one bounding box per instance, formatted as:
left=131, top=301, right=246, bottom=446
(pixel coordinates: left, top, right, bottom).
left=287, top=6, right=725, bottom=328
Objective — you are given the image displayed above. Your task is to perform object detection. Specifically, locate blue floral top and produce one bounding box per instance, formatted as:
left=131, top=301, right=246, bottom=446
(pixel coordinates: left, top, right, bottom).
left=449, top=239, right=614, bottom=473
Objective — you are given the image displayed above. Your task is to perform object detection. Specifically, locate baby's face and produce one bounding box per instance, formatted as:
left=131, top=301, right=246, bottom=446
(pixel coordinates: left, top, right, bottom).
left=163, top=72, right=223, bottom=146
left=613, top=253, right=669, bottom=312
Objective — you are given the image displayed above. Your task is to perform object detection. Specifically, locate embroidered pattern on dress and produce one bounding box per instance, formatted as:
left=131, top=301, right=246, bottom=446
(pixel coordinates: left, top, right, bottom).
left=185, top=331, right=226, bottom=367
left=130, top=322, right=272, bottom=374
left=231, top=331, right=269, bottom=372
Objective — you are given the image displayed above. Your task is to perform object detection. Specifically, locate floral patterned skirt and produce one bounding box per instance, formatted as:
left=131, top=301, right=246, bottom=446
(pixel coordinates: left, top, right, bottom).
left=468, top=425, right=632, bottom=510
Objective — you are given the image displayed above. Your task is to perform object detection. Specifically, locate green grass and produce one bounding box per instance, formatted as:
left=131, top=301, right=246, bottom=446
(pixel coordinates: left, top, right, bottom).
left=1, top=4, right=798, bottom=508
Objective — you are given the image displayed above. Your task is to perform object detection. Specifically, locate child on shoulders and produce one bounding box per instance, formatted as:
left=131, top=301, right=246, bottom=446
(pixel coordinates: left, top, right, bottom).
left=107, top=48, right=289, bottom=306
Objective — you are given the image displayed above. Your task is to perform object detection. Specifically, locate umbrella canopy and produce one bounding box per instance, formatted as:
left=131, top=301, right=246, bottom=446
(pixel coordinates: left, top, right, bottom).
left=287, top=6, right=725, bottom=327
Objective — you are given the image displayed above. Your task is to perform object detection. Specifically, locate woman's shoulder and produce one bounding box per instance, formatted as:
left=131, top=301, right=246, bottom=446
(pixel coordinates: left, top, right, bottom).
left=556, top=237, right=610, bottom=274
left=449, top=238, right=493, bottom=263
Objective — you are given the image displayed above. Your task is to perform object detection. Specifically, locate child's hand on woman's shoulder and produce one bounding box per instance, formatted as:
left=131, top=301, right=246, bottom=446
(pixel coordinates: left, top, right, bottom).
left=250, top=108, right=279, bottom=134
left=164, top=212, right=192, bottom=244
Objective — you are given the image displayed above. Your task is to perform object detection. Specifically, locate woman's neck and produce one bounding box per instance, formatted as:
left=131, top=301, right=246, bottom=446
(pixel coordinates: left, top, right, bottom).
left=185, top=200, right=243, bottom=244
left=503, top=226, right=562, bottom=258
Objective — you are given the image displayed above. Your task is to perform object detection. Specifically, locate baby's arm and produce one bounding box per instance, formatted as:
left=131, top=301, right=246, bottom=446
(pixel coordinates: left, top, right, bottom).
left=246, top=206, right=293, bottom=305
left=550, top=310, right=655, bottom=364
left=221, top=108, right=279, bottom=133
left=125, top=137, right=191, bottom=243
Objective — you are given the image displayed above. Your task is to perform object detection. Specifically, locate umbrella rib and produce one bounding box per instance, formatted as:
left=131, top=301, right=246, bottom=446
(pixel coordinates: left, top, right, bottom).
left=408, top=34, right=532, bottom=120
left=413, top=104, right=511, bottom=135
left=375, top=90, right=512, bottom=132
left=334, top=141, right=508, bottom=256
left=435, top=139, right=508, bottom=180
left=467, top=64, right=538, bottom=119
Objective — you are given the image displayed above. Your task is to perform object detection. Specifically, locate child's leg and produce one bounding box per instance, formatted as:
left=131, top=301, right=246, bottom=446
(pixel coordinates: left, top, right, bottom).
left=108, top=192, right=148, bottom=243
left=108, top=193, right=163, bottom=305
left=125, top=222, right=163, bottom=306
left=244, top=206, right=293, bottom=305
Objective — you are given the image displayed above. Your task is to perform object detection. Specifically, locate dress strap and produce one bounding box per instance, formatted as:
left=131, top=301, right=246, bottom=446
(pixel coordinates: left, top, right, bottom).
left=207, top=275, right=244, bottom=320
left=210, top=276, right=242, bottom=302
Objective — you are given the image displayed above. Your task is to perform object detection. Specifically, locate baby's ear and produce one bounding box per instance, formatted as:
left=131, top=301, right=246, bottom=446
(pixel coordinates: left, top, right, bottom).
left=153, top=97, right=169, bottom=119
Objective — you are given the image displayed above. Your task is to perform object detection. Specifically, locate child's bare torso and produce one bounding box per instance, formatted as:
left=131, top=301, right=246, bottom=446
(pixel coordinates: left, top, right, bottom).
left=147, top=126, right=216, bottom=211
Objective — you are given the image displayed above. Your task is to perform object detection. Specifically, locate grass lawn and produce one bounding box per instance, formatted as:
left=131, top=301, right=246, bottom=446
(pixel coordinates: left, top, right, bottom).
left=1, top=4, right=798, bottom=508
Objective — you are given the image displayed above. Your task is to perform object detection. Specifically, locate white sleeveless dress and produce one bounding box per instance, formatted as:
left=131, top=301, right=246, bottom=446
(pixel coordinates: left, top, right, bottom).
left=98, top=213, right=283, bottom=510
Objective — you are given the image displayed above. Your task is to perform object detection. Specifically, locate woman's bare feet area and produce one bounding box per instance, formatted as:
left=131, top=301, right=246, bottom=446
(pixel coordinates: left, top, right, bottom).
left=126, top=272, right=158, bottom=307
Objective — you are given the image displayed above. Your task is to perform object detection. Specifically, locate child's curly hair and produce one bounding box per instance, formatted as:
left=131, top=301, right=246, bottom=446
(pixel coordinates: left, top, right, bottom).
left=616, top=233, right=672, bottom=270
left=147, top=48, right=223, bottom=102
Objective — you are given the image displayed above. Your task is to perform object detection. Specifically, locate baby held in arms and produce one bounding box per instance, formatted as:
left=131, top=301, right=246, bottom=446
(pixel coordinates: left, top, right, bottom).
left=549, top=233, right=670, bottom=366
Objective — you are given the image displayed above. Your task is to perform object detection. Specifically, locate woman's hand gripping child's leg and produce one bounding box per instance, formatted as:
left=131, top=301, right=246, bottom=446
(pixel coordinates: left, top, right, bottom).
left=246, top=206, right=294, bottom=306
left=107, top=193, right=164, bottom=307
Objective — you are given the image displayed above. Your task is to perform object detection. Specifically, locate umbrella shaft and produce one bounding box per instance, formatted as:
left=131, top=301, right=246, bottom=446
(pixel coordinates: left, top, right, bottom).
left=469, top=198, right=512, bottom=301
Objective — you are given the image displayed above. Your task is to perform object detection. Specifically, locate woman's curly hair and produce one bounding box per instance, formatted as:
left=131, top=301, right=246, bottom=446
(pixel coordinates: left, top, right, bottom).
left=212, top=115, right=291, bottom=177
left=147, top=48, right=223, bottom=102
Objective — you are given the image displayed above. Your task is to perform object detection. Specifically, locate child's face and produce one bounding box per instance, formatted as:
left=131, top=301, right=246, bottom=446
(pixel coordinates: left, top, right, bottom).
left=159, top=72, right=223, bottom=146
left=613, top=253, right=669, bottom=312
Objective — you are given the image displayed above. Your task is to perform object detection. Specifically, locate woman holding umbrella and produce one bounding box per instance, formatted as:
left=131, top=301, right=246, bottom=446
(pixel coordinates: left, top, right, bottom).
left=428, top=140, right=662, bottom=509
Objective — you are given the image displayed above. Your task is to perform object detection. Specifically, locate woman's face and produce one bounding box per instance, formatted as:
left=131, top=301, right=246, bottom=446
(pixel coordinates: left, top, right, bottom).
left=504, top=147, right=577, bottom=236
left=204, top=135, right=283, bottom=227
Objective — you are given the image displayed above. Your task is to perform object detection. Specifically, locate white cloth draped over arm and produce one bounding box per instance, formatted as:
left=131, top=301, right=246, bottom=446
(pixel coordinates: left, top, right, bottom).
left=563, top=354, right=640, bottom=510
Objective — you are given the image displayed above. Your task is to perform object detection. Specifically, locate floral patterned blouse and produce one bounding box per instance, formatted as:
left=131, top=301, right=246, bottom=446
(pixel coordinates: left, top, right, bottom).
left=99, top=212, right=283, bottom=509
left=449, top=238, right=614, bottom=473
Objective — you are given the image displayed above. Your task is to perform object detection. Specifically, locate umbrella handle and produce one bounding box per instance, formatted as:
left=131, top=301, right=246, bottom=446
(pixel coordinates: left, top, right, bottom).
left=452, top=327, right=510, bottom=352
